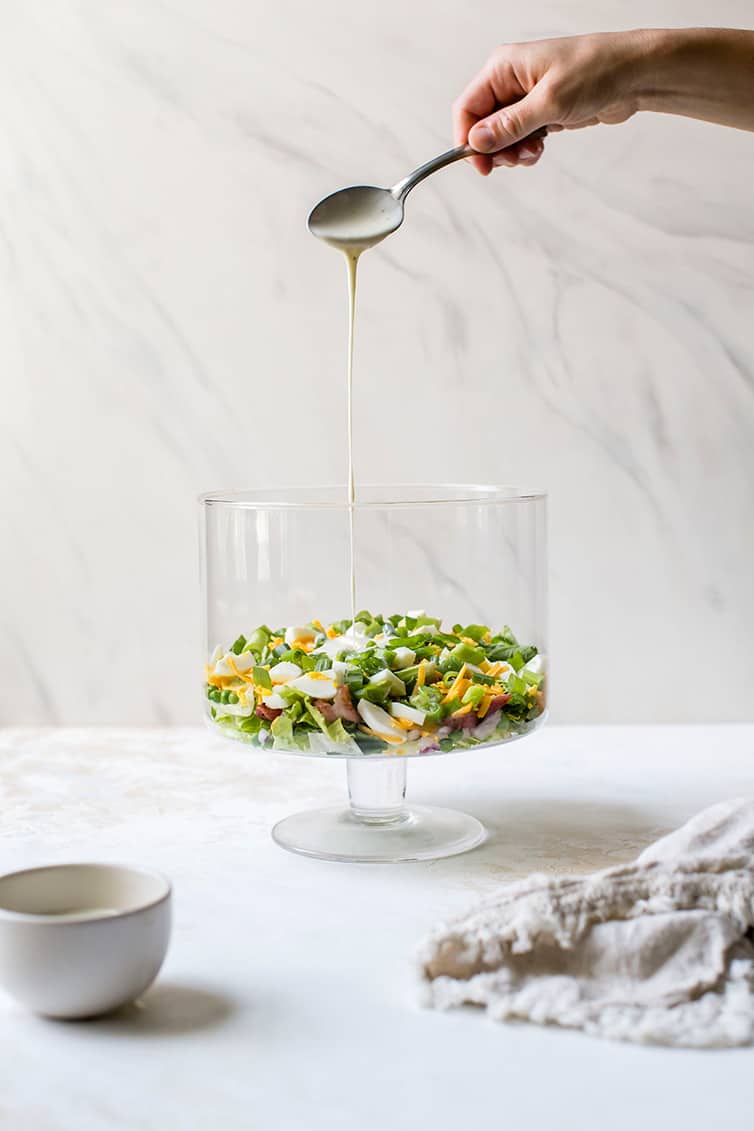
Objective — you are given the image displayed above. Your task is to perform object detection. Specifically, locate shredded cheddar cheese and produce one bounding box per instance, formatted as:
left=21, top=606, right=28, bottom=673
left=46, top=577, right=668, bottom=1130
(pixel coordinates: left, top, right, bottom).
left=442, top=665, right=469, bottom=704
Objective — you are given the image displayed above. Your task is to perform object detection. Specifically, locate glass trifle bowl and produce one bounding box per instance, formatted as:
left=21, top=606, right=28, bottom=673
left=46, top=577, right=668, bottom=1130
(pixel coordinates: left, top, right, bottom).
left=200, top=484, right=546, bottom=862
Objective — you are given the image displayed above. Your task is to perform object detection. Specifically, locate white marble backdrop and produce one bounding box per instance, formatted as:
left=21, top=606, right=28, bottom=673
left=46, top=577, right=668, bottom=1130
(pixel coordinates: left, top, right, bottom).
left=0, top=1, right=752, bottom=725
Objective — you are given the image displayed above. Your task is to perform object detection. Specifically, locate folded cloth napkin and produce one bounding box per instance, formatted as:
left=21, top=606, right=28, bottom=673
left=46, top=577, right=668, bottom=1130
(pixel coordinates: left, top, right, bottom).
left=419, top=798, right=754, bottom=1047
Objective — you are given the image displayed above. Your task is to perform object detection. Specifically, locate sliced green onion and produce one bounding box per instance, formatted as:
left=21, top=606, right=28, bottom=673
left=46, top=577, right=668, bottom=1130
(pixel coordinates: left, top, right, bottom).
left=253, top=666, right=272, bottom=690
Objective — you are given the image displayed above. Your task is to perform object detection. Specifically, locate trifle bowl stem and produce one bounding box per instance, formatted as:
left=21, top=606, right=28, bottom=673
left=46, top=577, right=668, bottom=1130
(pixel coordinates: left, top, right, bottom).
left=271, top=757, right=485, bottom=863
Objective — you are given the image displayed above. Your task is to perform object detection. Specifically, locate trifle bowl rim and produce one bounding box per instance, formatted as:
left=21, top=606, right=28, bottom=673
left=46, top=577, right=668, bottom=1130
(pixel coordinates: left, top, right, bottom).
left=199, top=482, right=547, bottom=510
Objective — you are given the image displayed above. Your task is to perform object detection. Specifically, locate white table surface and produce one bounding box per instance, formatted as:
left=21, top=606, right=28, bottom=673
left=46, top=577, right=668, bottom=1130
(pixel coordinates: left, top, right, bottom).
left=1, top=724, right=753, bottom=1130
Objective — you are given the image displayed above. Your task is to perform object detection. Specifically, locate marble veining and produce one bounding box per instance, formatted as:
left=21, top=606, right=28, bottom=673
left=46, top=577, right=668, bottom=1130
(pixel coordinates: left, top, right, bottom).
left=0, top=2, right=753, bottom=725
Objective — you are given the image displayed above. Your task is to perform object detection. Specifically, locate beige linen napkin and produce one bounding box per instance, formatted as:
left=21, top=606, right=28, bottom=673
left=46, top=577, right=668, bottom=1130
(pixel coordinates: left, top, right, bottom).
left=419, top=798, right=754, bottom=1047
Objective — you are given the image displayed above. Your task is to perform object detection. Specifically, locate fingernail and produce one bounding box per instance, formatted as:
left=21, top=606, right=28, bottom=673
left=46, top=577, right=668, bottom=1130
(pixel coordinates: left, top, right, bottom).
left=518, top=144, right=536, bottom=159
left=471, top=125, right=494, bottom=153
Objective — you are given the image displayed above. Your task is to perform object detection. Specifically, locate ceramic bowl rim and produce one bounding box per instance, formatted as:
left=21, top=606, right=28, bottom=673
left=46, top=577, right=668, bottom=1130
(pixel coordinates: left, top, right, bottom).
left=0, top=862, right=172, bottom=924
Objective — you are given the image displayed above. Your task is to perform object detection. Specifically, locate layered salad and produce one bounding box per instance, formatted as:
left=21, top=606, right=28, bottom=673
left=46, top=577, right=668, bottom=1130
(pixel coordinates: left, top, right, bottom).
left=205, top=611, right=545, bottom=756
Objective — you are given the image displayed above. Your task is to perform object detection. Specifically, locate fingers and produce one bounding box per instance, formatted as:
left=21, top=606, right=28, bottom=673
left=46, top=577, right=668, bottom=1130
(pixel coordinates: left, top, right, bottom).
left=454, top=100, right=491, bottom=174
left=468, top=86, right=552, bottom=153
left=471, top=153, right=494, bottom=176
left=453, top=56, right=525, bottom=175
left=491, top=136, right=545, bottom=168
left=453, top=82, right=494, bottom=174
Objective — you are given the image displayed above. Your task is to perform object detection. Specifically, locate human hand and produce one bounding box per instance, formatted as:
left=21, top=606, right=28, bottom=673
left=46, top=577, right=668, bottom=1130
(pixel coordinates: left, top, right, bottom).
left=453, top=31, right=650, bottom=174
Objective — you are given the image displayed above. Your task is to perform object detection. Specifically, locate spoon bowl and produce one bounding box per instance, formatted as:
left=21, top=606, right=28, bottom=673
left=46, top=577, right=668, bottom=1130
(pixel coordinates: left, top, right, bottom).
left=307, top=185, right=404, bottom=252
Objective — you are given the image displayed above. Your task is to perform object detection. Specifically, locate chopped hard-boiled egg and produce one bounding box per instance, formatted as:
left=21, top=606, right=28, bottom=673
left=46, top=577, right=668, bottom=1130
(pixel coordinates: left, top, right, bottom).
left=269, top=661, right=302, bottom=684
left=315, top=625, right=370, bottom=661
left=284, top=626, right=317, bottom=648
left=525, top=654, right=543, bottom=675
left=209, top=644, right=223, bottom=666
left=371, top=668, right=407, bottom=697
left=392, top=647, right=416, bottom=670
left=262, top=692, right=288, bottom=710
left=389, top=701, right=426, bottom=726
left=232, top=652, right=255, bottom=674
left=213, top=655, right=235, bottom=677
left=315, top=636, right=347, bottom=661
left=356, top=699, right=406, bottom=740
left=288, top=672, right=338, bottom=699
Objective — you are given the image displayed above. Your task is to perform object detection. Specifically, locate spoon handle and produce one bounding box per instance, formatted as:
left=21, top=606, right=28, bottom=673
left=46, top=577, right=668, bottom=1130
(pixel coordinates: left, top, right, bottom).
left=390, top=127, right=549, bottom=201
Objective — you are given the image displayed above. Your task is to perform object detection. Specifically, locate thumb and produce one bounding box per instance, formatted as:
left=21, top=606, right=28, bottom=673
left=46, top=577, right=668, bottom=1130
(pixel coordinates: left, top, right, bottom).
left=469, top=88, right=551, bottom=154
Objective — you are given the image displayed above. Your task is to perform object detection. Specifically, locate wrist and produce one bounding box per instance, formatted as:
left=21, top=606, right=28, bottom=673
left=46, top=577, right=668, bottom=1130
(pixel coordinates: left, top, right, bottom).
left=628, top=28, right=686, bottom=113
left=630, top=27, right=744, bottom=115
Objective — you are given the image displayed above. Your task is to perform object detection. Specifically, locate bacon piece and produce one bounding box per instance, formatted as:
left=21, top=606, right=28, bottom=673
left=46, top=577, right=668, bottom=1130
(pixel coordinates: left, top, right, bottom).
left=255, top=703, right=283, bottom=722
left=448, top=693, right=511, bottom=732
left=313, top=685, right=360, bottom=724
left=448, top=711, right=478, bottom=732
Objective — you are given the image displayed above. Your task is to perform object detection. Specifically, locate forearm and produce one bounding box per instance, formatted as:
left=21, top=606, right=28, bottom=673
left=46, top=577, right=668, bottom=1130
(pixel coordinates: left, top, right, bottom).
left=636, top=27, right=754, bottom=131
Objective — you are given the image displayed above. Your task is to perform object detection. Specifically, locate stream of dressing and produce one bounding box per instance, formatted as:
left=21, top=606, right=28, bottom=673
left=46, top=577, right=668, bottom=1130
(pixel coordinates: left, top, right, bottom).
left=314, top=205, right=395, bottom=619
left=345, top=250, right=358, bottom=618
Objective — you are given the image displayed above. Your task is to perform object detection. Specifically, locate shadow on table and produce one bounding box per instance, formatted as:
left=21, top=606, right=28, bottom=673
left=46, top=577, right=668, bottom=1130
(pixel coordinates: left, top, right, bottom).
left=84, top=982, right=237, bottom=1037
left=439, top=797, right=673, bottom=881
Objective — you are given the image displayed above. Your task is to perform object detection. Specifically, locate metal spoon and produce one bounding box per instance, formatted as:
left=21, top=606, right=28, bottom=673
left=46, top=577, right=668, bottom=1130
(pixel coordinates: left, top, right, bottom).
left=307, top=129, right=548, bottom=250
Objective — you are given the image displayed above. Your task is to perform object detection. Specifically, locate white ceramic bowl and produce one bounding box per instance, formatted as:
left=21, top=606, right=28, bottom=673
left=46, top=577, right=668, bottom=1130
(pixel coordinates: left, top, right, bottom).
left=0, top=863, right=172, bottom=1019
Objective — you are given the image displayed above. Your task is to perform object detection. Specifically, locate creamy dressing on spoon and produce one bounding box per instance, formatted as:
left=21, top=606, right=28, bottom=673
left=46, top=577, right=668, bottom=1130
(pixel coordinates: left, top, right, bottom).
left=309, top=188, right=401, bottom=618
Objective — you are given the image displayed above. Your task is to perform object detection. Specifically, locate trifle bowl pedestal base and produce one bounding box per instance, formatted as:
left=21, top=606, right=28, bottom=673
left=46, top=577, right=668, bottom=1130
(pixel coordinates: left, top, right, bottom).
left=271, top=757, right=485, bottom=863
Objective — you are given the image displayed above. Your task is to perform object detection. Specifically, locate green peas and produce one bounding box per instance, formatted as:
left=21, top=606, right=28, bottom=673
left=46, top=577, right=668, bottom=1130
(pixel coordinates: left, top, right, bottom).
left=227, top=691, right=239, bottom=704
left=207, top=687, right=221, bottom=702
left=220, top=689, right=231, bottom=704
